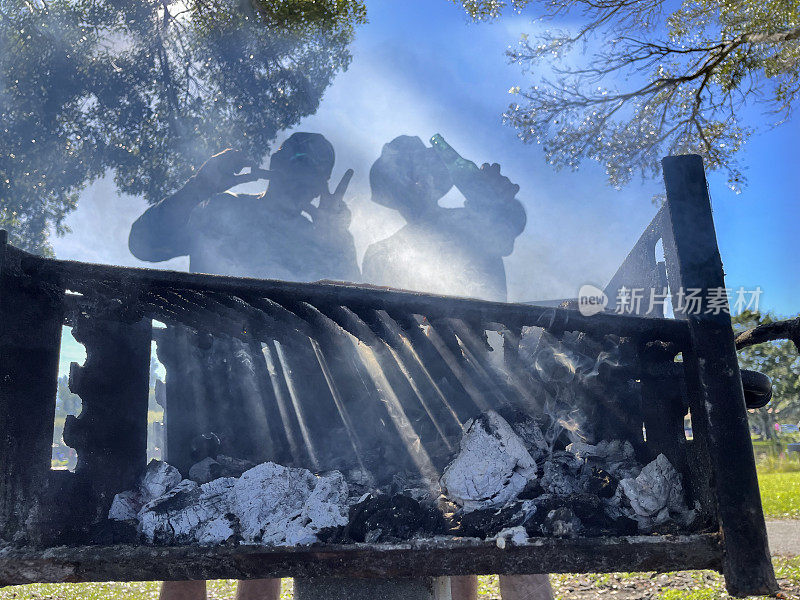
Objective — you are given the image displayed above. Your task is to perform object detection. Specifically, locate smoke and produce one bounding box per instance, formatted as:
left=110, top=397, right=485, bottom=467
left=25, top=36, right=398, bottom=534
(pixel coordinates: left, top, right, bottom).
left=46, top=2, right=660, bottom=486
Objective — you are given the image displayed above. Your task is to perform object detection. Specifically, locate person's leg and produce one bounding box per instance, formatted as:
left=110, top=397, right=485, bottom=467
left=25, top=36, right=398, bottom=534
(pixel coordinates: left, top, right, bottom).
left=450, top=575, right=478, bottom=600
left=498, top=574, right=554, bottom=600
left=235, top=578, right=282, bottom=600
left=159, top=581, right=207, bottom=600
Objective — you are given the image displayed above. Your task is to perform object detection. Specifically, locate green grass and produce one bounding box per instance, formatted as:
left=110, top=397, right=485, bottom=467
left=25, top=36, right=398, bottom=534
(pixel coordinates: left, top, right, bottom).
left=658, top=589, right=719, bottom=600
left=4, top=561, right=799, bottom=600
left=758, top=470, right=800, bottom=519
left=775, top=556, right=800, bottom=585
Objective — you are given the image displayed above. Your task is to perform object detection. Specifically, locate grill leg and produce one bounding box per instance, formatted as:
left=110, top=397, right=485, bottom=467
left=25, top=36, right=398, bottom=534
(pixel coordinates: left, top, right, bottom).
left=662, top=155, right=777, bottom=597
left=294, top=577, right=451, bottom=600
left=0, top=251, right=63, bottom=544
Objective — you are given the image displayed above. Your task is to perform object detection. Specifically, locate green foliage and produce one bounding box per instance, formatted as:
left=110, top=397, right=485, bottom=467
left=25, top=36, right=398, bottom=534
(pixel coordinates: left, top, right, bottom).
left=455, top=0, right=800, bottom=191
left=758, top=470, right=800, bottom=518
left=451, top=0, right=530, bottom=20
left=55, top=374, right=81, bottom=418
left=733, top=311, right=800, bottom=439
left=0, top=0, right=365, bottom=254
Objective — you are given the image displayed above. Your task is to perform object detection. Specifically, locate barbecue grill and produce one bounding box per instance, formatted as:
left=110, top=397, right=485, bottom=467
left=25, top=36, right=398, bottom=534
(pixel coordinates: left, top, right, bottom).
left=0, top=156, right=777, bottom=596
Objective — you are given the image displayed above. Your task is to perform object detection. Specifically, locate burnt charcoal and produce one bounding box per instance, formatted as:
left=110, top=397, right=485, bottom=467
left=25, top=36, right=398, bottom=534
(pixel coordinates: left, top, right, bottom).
left=539, top=451, right=582, bottom=496
left=232, top=463, right=349, bottom=546
left=585, top=468, right=618, bottom=499
left=189, top=457, right=223, bottom=484
left=521, top=494, right=636, bottom=538
left=88, top=519, right=139, bottom=545
left=450, top=501, right=535, bottom=538
left=109, top=459, right=182, bottom=523
left=140, top=460, right=182, bottom=499
left=543, top=507, right=581, bottom=538
left=215, top=454, right=257, bottom=478
left=568, top=440, right=641, bottom=480
left=494, top=406, right=548, bottom=457
left=517, top=477, right=544, bottom=500
left=322, top=494, right=446, bottom=543
left=191, top=432, right=222, bottom=463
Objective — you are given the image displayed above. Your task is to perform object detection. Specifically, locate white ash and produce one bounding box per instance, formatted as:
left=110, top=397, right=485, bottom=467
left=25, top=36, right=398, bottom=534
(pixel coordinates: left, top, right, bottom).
left=230, top=463, right=349, bottom=546
left=440, top=411, right=537, bottom=513
left=108, top=490, right=143, bottom=522
left=613, top=453, right=696, bottom=532
left=112, top=460, right=350, bottom=547
left=495, top=526, right=528, bottom=548
left=108, top=459, right=182, bottom=521
left=139, top=478, right=238, bottom=545
left=567, top=440, right=641, bottom=480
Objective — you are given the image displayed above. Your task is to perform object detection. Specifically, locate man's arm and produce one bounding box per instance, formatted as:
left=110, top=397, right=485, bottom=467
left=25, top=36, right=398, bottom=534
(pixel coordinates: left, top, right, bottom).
left=129, top=149, right=265, bottom=262
left=312, top=168, right=362, bottom=282
left=128, top=175, right=213, bottom=262
left=459, top=163, right=527, bottom=258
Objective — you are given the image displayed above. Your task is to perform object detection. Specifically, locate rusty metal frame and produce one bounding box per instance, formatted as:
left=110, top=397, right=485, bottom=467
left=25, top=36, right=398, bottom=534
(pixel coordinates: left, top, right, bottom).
left=0, top=156, right=776, bottom=596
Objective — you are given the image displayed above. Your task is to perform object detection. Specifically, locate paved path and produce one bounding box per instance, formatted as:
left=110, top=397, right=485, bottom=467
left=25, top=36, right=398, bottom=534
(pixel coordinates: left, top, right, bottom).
left=766, top=520, right=800, bottom=556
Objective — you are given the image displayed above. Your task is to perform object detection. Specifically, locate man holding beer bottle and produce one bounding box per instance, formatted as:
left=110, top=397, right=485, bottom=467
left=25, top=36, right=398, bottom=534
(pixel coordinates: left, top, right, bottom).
left=363, top=134, right=554, bottom=600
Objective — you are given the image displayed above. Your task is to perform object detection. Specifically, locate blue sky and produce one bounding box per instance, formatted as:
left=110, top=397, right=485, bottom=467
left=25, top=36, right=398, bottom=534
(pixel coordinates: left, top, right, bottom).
left=52, top=0, right=799, bottom=372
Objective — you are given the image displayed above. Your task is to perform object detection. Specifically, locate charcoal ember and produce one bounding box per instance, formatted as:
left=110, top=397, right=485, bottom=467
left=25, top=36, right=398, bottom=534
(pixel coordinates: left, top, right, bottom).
left=191, top=432, right=221, bottom=463
left=109, top=459, right=182, bottom=522
left=539, top=451, right=583, bottom=496
left=520, top=494, right=635, bottom=537
left=231, top=462, right=349, bottom=546
left=543, top=507, right=581, bottom=538
left=495, top=406, right=549, bottom=457
left=568, top=440, right=640, bottom=480
left=440, top=411, right=537, bottom=512
left=215, top=454, right=257, bottom=478
left=88, top=519, right=139, bottom=545
left=188, top=457, right=223, bottom=484
left=139, top=478, right=239, bottom=545
left=614, top=453, right=695, bottom=532
left=584, top=467, right=617, bottom=499
left=450, top=500, right=537, bottom=538
left=322, top=494, right=446, bottom=543
left=108, top=490, right=143, bottom=522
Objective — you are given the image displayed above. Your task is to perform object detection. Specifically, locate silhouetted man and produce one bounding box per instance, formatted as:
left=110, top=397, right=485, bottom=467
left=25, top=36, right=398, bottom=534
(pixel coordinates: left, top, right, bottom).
left=363, top=135, right=553, bottom=600
left=129, top=132, right=358, bottom=600
left=362, top=135, right=524, bottom=302
left=130, top=133, right=358, bottom=282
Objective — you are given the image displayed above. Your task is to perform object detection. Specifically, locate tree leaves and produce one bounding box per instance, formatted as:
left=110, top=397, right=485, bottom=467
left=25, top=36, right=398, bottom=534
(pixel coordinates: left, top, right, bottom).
left=0, top=0, right=365, bottom=253
left=456, top=0, right=800, bottom=192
